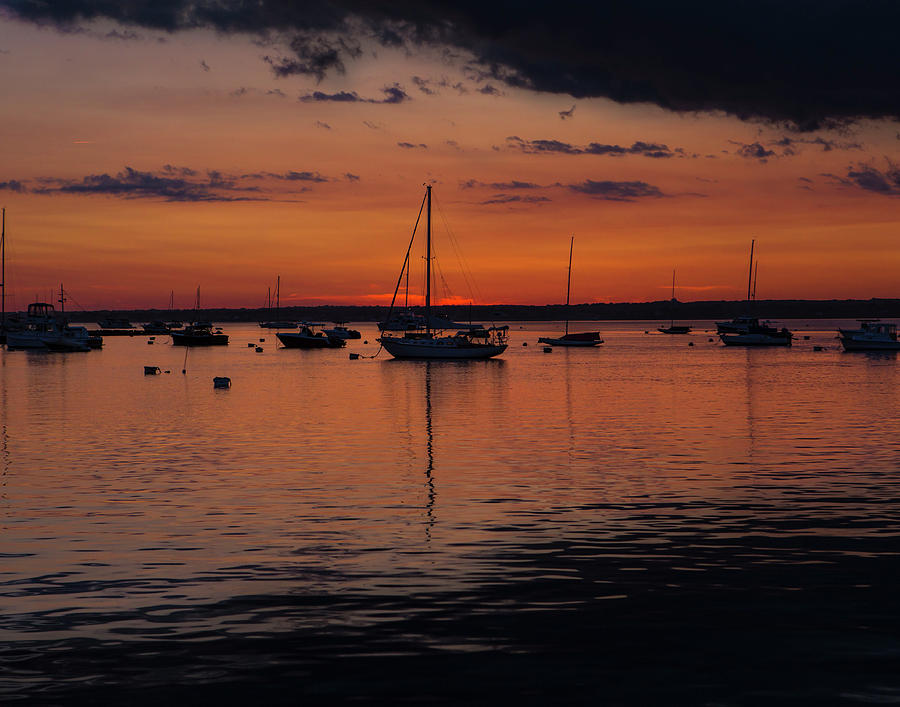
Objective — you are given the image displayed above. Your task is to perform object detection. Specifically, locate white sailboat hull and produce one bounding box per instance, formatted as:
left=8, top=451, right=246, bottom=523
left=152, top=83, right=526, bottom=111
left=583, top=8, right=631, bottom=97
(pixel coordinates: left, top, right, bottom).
left=379, top=337, right=507, bottom=360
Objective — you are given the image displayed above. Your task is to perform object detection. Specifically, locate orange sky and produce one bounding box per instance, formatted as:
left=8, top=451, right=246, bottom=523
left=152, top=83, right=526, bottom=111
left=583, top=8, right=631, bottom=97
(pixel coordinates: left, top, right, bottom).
left=0, top=20, right=899, bottom=310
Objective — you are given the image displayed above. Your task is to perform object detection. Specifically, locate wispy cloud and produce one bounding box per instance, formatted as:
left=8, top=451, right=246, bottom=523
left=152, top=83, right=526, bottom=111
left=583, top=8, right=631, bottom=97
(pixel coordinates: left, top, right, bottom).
left=299, top=83, right=409, bottom=104
left=823, top=161, right=900, bottom=195
left=506, top=136, right=687, bottom=159
left=559, top=104, right=576, bottom=120
left=567, top=179, right=665, bottom=201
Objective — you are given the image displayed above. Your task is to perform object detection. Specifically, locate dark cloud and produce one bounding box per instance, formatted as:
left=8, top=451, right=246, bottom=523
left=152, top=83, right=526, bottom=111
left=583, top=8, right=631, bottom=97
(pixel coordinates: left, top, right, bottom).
left=478, top=84, right=502, bottom=96
left=299, top=83, right=409, bottom=104
left=8, top=1, right=900, bottom=129
left=773, top=135, right=863, bottom=153
left=199, top=59, right=210, bottom=72
left=345, top=172, right=360, bottom=181
left=230, top=86, right=249, bottom=97
left=507, top=136, right=681, bottom=158
left=567, top=179, right=665, bottom=201
left=13, top=165, right=349, bottom=201
left=479, top=194, right=551, bottom=205
left=315, top=120, right=331, bottom=129
left=559, top=104, right=575, bottom=120
left=266, top=88, right=286, bottom=97
left=462, top=179, right=542, bottom=189
left=397, top=141, right=427, bottom=149
left=731, top=141, right=777, bottom=162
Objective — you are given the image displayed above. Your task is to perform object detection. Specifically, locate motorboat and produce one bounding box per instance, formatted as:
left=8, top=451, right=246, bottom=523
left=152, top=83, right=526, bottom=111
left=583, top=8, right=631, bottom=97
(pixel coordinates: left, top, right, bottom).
left=376, top=185, right=508, bottom=360
left=378, top=311, right=428, bottom=332
left=277, top=324, right=346, bottom=348
left=324, top=323, right=361, bottom=339
left=838, top=320, right=900, bottom=351
left=6, top=302, right=100, bottom=351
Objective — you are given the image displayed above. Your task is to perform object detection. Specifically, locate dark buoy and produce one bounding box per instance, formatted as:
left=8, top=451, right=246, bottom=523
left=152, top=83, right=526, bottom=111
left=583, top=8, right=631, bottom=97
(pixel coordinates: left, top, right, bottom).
left=363, top=340, right=368, bottom=344
left=349, top=353, right=360, bottom=360
left=143, top=366, right=161, bottom=375
left=522, top=342, right=528, bottom=346
left=213, top=376, right=231, bottom=388
left=708, top=338, right=714, bottom=342
left=803, top=335, right=810, bottom=340
left=259, top=338, right=265, bottom=343
left=247, top=343, right=254, bottom=347
left=164, top=370, right=171, bottom=374
left=814, top=345, right=824, bottom=351
left=688, top=341, right=694, bottom=347
left=255, top=346, right=263, bottom=352
left=147, top=340, right=153, bottom=345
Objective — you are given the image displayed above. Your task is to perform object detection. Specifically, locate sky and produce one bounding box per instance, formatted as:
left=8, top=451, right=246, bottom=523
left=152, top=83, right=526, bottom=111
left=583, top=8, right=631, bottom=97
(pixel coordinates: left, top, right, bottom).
left=1, top=1, right=899, bottom=310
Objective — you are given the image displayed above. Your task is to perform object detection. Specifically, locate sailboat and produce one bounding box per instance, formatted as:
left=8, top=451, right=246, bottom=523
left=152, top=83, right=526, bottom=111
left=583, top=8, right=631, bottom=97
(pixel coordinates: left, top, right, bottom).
left=717, top=242, right=792, bottom=346
left=259, top=275, right=297, bottom=329
left=171, top=286, right=228, bottom=346
left=538, top=237, right=603, bottom=346
left=377, top=185, right=509, bottom=360
left=657, top=269, right=691, bottom=334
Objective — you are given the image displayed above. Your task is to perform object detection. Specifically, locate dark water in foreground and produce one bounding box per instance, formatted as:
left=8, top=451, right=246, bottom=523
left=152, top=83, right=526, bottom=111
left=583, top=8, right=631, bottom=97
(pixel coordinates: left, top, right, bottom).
left=2, top=320, right=900, bottom=705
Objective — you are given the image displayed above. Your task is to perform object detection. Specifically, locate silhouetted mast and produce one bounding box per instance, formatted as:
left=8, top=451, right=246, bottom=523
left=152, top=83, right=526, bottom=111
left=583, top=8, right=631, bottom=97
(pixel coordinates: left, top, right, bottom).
left=746, top=239, right=755, bottom=303
left=1, top=208, right=5, bottom=330
left=58, top=283, right=65, bottom=315
left=670, top=268, right=677, bottom=328
left=565, top=236, right=574, bottom=335
left=425, top=184, right=432, bottom=333
left=752, top=262, right=758, bottom=301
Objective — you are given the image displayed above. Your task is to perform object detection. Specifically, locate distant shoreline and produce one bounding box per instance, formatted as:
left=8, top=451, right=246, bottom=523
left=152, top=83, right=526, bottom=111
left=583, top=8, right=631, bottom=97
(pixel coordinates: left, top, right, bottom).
left=55, top=298, right=900, bottom=323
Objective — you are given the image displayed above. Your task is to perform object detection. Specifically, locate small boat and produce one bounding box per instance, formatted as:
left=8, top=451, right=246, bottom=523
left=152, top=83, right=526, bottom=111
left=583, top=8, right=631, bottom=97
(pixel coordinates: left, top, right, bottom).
left=538, top=236, right=602, bottom=347
left=716, top=315, right=767, bottom=334
left=838, top=320, right=900, bottom=351
left=658, top=269, right=691, bottom=334
left=378, top=311, right=427, bottom=332
left=171, top=322, right=228, bottom=346
left=277, top=324, right=346, bottom=348
left=142, top=320, right=173, bottom=334
left=324, top=323, right=361, bottom=339
left=719, top=320, right=792, bottom=346
left=258, top=276, right=297, bottom=329
left=97, top=316, right=134, bottom=330
left=377, top=185, right=508, bottom=360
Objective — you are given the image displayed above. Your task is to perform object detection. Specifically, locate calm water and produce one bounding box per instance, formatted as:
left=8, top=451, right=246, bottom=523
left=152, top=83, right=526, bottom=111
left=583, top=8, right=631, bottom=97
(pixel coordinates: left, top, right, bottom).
left=2, top=320, right=900, bottom=705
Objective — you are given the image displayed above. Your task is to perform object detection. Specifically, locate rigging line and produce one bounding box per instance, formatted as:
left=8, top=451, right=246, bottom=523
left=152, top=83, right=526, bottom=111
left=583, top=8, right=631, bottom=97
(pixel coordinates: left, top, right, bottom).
left=434, top=195, right=484, bottom=305
left=362, top=189, right=427, bottom=360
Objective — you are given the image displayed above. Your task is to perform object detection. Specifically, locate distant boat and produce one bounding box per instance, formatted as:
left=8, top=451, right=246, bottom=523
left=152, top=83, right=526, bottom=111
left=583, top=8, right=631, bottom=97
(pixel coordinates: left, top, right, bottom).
left=717, top=240, right=761, bottom=334
left=838, top=320, right=900, bottom=351
left=376, top=185, right=508, bottom=360
left=97, top=316, right=134, bottom=330
left=277, top=324, right=345, bottom=349
left=658, top=269, right=691, bottom=334
left=171, top=286, right=228, bottom=346
left=259, top=275, right=297, bottom=329
left=378, top=311, right=427, bottom=332
left=719, top=320, right=792, bottom=346
left=538, top=236, right=602, bottom=347
left=324, top=323, right=361, bottom=339
left=171, top=323, right=228, bottom=346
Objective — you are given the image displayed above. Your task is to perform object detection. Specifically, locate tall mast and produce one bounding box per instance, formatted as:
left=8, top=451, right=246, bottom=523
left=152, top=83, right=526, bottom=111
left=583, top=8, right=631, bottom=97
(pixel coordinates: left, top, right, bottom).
left=1, top=208, right=5, bottom=329
left=275, top=275, right=280, bottom=318
left=565, top=236, right=573, bottom=335
left=670, top=268, right=676, bottom=328
left=746, top=239, right=755, bottom=303
left=58, top=283, right=65, bottom=314
left=425, top=184, right=432, bottom=333
left=752, top=261, right=758, bottom=301
left=195, top=285, right=200, bottom=313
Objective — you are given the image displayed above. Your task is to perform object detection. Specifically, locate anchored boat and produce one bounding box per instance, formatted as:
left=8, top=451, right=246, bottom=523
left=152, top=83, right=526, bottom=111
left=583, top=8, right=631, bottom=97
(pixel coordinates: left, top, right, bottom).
left=377, top=185, right=508, bottom=360
left=538, top=236, right=602, bottom=347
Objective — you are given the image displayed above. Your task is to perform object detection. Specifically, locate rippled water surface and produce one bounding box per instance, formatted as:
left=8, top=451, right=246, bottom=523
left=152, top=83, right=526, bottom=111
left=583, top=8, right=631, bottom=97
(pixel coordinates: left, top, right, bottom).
left=3, top=320, right=900, bottom=705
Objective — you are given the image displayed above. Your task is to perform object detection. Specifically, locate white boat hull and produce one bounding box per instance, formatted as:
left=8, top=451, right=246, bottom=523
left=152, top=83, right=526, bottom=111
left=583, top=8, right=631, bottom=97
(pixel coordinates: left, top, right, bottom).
left=379, top=337, right=507, bottom=359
